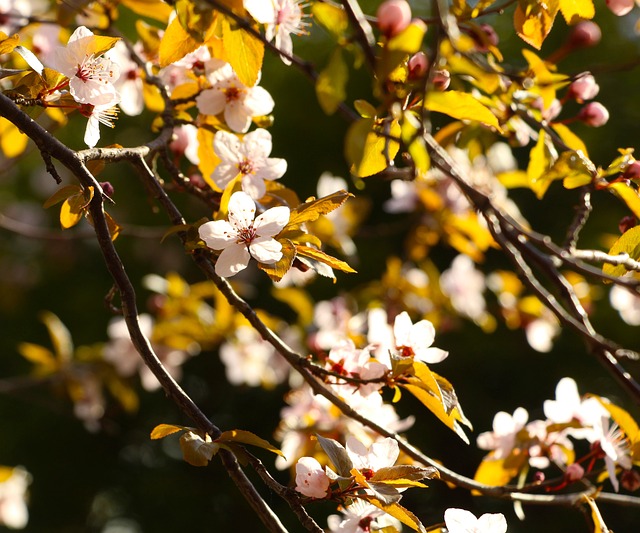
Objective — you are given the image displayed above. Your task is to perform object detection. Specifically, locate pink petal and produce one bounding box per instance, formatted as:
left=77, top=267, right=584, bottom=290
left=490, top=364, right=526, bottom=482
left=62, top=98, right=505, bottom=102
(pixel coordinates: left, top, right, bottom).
left=224, top=101, right=252, bottom=133
left=213, top=130, right=242, bottom=163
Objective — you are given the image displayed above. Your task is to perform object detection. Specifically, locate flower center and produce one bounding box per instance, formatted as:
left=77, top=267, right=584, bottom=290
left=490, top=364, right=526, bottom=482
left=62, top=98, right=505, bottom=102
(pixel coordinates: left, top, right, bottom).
left=75, top=55, right=115, bottom=84
left=225, top=86, right=244, bottom=103
left=398, top=345, right=415, bottom=357
left=357, top=516, right=373, bottom=532
left=236, top=225, right=257, bottom=245
left=237, top=158, right=254, bottom=175
left=361, top=468, right=375, bottom=480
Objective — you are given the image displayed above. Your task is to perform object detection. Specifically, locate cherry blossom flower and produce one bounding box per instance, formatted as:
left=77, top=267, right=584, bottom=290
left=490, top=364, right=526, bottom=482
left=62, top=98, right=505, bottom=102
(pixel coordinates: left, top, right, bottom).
left=439, top=254, right=488, bottom=324
left=327, top=500, right=401, bottom=533
left=393, top=311, right=448, bottom=364
left=103, top=314, right=195, bottom=391
left=196, top=59, right=274, bottom=133
left=244, top=0, right=309, bottom=65
left=610, top=280, right=640, bottom=325
left=50, top=26, right=120, bottom=106
left=211, top=129, right=287, bottom=199
left=110, top=40, right=144, bottom=116
left=587, top=415, right=632, bottom=491
left=294, top=457, right=331, bottom=498
left=0, top=466, right=31, bottom=529
left=198, top=191, right=289, bottom=277
left=346, top=436, right=399, bottom=473
left=477, top=407, right=529, bottom=459
left=79, top=100, right=120, bottom=148
left=325, top=339, right=386, bottom=397
left=170, top=124, right=200, bottom=165
left=444, top=508, right=507, bottom=533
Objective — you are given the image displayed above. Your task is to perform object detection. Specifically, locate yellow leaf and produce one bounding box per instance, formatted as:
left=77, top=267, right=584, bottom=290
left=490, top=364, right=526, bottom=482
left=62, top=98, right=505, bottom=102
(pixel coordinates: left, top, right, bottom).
left=0, top=32, right=19, bottom=54
left=316, top=48, right=348, bottom=116
left=295, top=245, right=357, bottom=274
left=258, top=238, right=296, bottom=282
left=439, top=39, right=502, bottom=94
left=345, top=117, right=401, bottom=178
left=150, top=423, right=188, bottom=439
left=522, top=50, right=568, bottom=109
left=217, top=429, right=284, bottom=457
left=122, top=0, right=173, bottom=22
left=601, top=225, right=640, bottom=279
left=589, top=395, right=640, bottom=453
left=221, top=16, right=264, bottom=87
left=60, top=190, right=91, bottom=229
left=359, top=496, right=426, bottom=533
left=17, top=342, right=57, bottom=372
left=159, top=17, right=203, bottom=67
left=287, top=190, right=353, bottom=227
left=514, top=0, right=559, bottom=50
left=608, top=182, right=640, bottom=220
left=559, top=0, right=594, bottom=24
left=497, top=170, right=530, bottom=189
left=473, top=454, right=524, bottom=492
left=39, top=310, right=73, bottom=363
left=583, top=495, right=609, bottom=533
left=43, top=185, right=83, bottom=209
left=377, top=20, right=427, bottom=81
left=180, top=431, right=219, bottom=466
left=426, top=91, right=499, bottom=130
left=527, top=130, right=555, bottom=199
left=552, top=123, right=588, bottom=156
left=0, top=118, right=28, bottom=158
left=175, top=0, right=215, bottom=42
left=312, top=3, right=349, bottom=37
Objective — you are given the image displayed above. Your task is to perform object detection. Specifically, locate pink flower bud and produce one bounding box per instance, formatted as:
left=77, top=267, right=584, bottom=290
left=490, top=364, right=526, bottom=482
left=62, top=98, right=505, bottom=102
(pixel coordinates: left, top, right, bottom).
left=565, top=463, right=585, bottom=482
left=432, top=69, right=451, bottom=91
left=568, top=21, right=602, bottom=49
left=623, top=161, right=640, bottom=181
left=578, top=102, right=609, bottom=127
left=568, top=73, right=600, bottom=102
left=377, top=0, right=412, bottom=37
left=606, top=0, right=634, bottom=16
left=295, top=457, right=330, bottom=498
left=618, top=215, right=637, bottom=234
left=621, top=469, right=640, bottom=491
left=100, top=181, right=115, bottom=197
left=408, top=51, right=429, bottom=79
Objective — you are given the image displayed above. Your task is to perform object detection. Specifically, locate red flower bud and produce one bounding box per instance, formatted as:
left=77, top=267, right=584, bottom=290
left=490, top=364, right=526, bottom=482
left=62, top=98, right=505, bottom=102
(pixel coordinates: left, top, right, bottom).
left=568, top=21, right=602, bottom=49
left=606, top=0, right=635, bottom=16
left=407, top=51, right=429, bottom=79
left=567, top=73, right=600, bottom=103
left=578, top=102, right=609, bottom=127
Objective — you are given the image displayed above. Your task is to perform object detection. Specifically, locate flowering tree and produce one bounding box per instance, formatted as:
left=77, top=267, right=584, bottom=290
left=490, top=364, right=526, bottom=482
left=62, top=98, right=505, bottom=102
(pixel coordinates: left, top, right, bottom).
left=1, top=0, right=640, bottom=531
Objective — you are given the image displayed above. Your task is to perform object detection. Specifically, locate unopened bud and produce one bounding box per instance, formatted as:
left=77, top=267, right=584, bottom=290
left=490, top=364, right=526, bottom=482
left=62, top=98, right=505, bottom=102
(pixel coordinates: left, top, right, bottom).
left=578, top=102, right=609, bottom=127
left=606, top=0, right=635, bottom=16
left=565, top=463, right=585, bottom=482
left=432, top=69, right=451, bottom=91
left=568, top=21, right=602, bottom=49
left=568, top=73, right=600, bottom=103
left=533, top=471, right=545, bottom=483
left=189, top=173, right=207, bottom=190
left=623, top=161, right=640, bottom=181
left=621, top=469, right=640, bottom=491
left=618, top=215, right=637, bottom=234
left=100, top=181, right=115, bottom=197
left=470, top=23, right=499, bottom=52
left=377, top=0, right=412, bottom=38
left=408, top=51, right=429, bottom=80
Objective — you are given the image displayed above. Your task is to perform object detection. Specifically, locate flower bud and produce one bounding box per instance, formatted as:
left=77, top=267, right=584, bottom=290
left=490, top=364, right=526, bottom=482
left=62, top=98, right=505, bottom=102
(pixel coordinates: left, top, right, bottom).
left=567, top=73, right=599, bottom=102
left=621, top=469, right=640, bottom=491
left=578, top=102, right=609, bottom=127
left=568, top=21, right=602, bottom=49
left=565, top=463, right=585, bottom=482
left=433, top=69, right=451, bottom=91
left=408, top=51, right=429, bottom=79
left=606, top=0, right=634, bottom=16
left=100, top=181, right=115, bottom=197
left=623, top=161, right=640, bottom=180
left=618, top=215, right=637, bottom=234
left=377, top=0, right=412, bottom=38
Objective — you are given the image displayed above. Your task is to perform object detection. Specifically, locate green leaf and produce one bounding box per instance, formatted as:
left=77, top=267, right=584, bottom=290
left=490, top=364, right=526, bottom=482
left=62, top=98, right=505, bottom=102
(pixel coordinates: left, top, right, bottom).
left=345, top=118, right=401, bottom=178
left=217, top=429, right=284, bottom=457
left=316, top=435, right=353, bottom=477
left=425, top=91, right=500, bottom=130
left=316, top=48, right=348, bottom=116
left=221, top=16, right=264, bottom=87
left=150, top=423, right=188, bottom=440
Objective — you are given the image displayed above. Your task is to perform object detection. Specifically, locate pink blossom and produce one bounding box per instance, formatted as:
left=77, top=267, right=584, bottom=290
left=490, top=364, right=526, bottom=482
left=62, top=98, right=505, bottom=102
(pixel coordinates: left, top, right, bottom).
left=294, top=457, right=331, bottom=498
left=393, top=311, right=448, bottom=364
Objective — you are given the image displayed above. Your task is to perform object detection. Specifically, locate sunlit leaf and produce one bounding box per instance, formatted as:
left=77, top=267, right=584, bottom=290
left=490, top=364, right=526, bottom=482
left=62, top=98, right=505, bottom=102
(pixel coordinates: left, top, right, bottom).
left=608, top=182, right=640, bottom=220
left=473, top=453, right=524, bottom=492
left=295, top=245, right=357, bottom=274
left=552, top=124, right=588, bottom=156
left=121, top=0, right=173, bottom=22
left=527, top=130, right=556, bottom=199
left=514, top=0, right=559, bottom=50
left=559, top=0, right=594, bottom=24
left=522, top=50, right=568, bottom=108
left=221, top=16, right=264, bottom=87
left=371, top=465, right=439, bottom=484
left=258, top=238, right=296, bottom=282
left=583, top=495, right=609, bottom=533
left=150, top=423, right=187, bottom=440
left=426, top=91, right=500, bottom=130
left=159, top=16, right=203, bottom=67
left=40, top=310, right=73, bottom=363
left=180, top=431, right=219, bottom=466
left=602, top=226, right=640, bottom=279
left=0, top=31, right=19, bottom=54
left=316, top=434, right=353, bottom=477
left=0, top=117, right=28, bottom=158
left=359, top=495, right=426, bottom=532
left=345, top=117, right=401, bottom=177
left=316, top=48, right=348, bottom=115
left=287, top=190, right=353, bottom=228
left=43, top=185, right=83, bottom=209
left=217, top=429, right=284, bottom=457
left=17, top=343, right=57, bottom=373
left=312, top=3, right=348, bottom=38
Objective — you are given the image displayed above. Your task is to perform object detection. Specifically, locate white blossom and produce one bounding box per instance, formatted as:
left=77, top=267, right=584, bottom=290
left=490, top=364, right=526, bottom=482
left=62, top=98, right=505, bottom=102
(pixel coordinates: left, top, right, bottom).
left=0, top=466, right=31, bottom=529
left=212, top=129, right=287, bottom=199
left=198, top=191, right=289, bottom=277
left=444, top=508, right=507, bottom=533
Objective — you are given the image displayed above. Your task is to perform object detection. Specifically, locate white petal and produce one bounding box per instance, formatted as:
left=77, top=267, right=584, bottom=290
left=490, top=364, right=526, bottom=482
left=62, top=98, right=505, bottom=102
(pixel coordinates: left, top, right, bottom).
left=198, top=220, right=236, bottom=250
left=408, top=319, right=436, bottom=349
left=212, top=164, right=240, bottom=190
left=84, top=115, right=100, bottom=147
left=444, top=508, right=477, bottom=532
left=477, top=513, right=507, bottom=533
left=227, top=191, right=257, bottom=228
left=249, top=237, right=282, bottom=264
left=244, top=0, right=277, bottom=23
left=15, top=45, right=44, bottom=74
left=225, top=102, right=252, bottom=133
left=254, top=205, right=290, bottom=237
left=243, top=128, right=273, bottom=159
left=415, top=347, right=448, bottom=364
left=196, top=88, right=226, bottom=116
left=255, top=157, right=287, bottom=181
left=215, top=244, right=251, bottom=277
left=393, top=311, right=413, bottom=347
left=243, top=85, right=274, bottom=115
left=241, top=174, right=266, bottom=200
left=69, top=25, right=94, bottom=43
left=213, top=130, right=242, bottom=163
